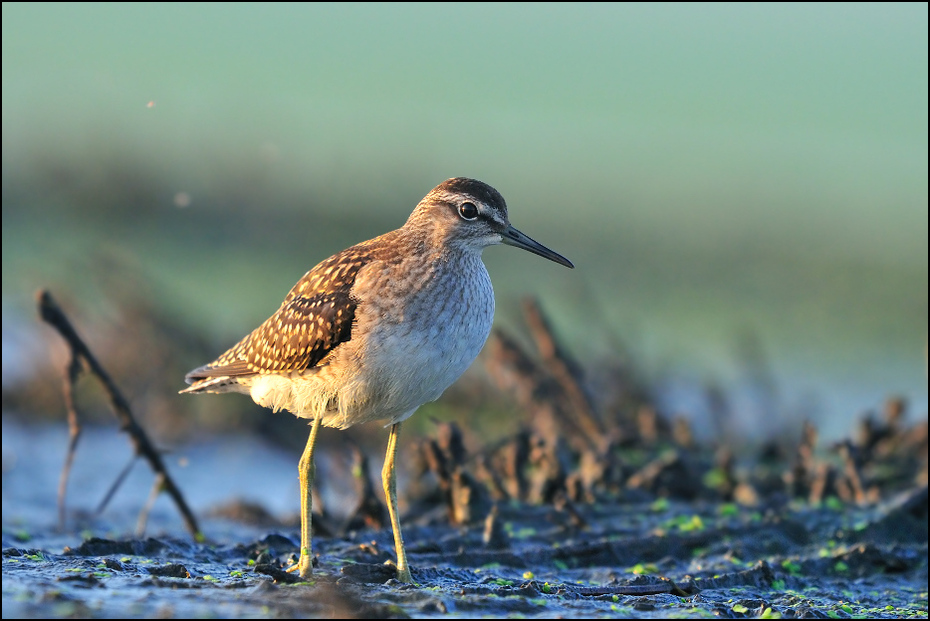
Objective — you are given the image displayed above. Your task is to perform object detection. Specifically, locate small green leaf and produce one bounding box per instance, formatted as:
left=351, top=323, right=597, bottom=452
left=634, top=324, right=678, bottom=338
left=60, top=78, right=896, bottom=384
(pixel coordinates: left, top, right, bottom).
left=678, top=515, right=704, bottom=532
left=718, top=503, right=739, bottom=517
left=626, top=563, right=658, bottom=575
left=703, top=467, right=727, bottom=489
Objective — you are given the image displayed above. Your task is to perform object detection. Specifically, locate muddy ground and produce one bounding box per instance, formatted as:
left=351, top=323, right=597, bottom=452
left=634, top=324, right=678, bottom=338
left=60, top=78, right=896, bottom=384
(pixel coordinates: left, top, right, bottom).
left=2, top=416, right=927, bottom=619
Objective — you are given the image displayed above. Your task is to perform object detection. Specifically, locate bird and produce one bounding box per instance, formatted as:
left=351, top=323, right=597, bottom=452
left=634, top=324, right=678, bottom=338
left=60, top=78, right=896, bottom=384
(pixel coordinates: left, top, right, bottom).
left=180, top=177, right=574, bottom=582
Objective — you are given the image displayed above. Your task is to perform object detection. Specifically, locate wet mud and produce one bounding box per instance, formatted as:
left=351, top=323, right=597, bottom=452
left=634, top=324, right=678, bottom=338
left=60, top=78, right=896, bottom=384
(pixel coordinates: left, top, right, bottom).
left=3, top=435, right=926, bottom=619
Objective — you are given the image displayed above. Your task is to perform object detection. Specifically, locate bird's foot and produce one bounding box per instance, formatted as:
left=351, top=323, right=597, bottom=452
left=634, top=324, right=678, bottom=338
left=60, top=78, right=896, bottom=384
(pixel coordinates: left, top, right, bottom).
left=385, top=559, right=413, bottom=584
left=285, top=551, right=314, bottom=579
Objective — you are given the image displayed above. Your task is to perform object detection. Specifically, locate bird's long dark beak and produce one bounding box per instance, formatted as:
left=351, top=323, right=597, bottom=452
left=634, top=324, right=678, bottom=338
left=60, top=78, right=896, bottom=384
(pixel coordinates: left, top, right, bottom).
left=501, top=225, right=574, bottom=268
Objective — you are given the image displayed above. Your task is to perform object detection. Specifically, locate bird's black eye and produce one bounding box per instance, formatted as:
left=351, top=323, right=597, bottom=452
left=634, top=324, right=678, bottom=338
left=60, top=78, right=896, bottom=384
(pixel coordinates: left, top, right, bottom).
left=458, top=201, right=479, bottom=221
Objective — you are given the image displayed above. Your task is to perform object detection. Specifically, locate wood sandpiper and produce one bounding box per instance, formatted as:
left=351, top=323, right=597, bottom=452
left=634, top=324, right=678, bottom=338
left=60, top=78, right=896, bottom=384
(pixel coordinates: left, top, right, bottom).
left=180, top=177, right=574, bottom=582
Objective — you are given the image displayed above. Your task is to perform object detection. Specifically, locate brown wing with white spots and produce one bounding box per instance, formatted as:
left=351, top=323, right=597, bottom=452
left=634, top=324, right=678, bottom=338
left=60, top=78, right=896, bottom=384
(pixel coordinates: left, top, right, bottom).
left=184, top=245, right=373, bottom=386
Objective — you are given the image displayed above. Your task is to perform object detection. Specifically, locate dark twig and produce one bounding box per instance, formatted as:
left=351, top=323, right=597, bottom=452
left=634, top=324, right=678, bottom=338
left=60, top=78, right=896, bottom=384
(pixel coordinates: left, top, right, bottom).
left=485, top=329, right=585, bottom=453
left=137, top=472, right=166, bottom=537
left=567, top=578, right=692, bottom=597
left=522, top=297, right=605, bottom=451
left=57, top=351, right=83, bottom=530
left=96, top=455, right=139, bottom=515
left=36, top=289, right=200, bottom=539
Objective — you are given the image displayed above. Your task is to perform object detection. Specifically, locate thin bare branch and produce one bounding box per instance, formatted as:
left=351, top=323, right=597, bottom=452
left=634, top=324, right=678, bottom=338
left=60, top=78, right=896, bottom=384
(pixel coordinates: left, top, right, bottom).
left=37, top=289, right=200, bottom=539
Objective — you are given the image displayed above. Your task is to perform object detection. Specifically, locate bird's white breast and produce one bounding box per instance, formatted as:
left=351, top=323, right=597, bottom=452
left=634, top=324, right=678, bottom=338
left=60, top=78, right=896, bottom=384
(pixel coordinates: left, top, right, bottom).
left=330, top=251, right=495, bottom=427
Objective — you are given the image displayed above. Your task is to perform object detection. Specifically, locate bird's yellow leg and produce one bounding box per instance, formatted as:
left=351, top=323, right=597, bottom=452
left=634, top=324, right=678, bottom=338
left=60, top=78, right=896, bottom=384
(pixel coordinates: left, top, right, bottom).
left=383, top=422, right=413, bottom=583
left=288, top=415, right=322, bottom=578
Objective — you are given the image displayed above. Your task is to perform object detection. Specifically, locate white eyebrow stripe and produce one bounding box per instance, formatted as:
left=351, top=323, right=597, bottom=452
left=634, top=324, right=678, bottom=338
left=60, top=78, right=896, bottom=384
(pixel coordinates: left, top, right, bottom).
left=479, top=203, right=507, bottom=226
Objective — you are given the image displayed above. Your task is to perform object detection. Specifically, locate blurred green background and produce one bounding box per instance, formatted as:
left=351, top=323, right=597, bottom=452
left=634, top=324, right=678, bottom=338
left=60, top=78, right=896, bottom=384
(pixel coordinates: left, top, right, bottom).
left=2, top=3, right=927, bottom=442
